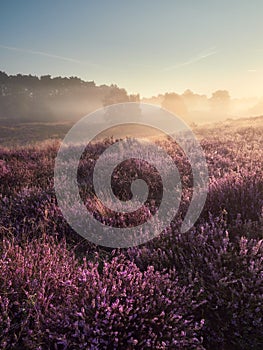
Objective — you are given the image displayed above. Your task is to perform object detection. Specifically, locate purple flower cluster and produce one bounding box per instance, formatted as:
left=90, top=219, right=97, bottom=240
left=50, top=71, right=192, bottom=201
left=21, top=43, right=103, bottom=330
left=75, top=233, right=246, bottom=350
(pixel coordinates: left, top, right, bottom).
left=0, top=236, right=204, bottom=349
left=0, top=125, right=262, bottom=349
left=127, top=220, right=263, bottom=349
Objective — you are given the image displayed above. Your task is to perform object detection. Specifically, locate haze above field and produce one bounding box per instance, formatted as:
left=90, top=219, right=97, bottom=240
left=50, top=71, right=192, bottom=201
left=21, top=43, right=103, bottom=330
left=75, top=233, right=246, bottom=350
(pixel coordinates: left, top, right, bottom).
left=0, top=71, right=263, bottom=129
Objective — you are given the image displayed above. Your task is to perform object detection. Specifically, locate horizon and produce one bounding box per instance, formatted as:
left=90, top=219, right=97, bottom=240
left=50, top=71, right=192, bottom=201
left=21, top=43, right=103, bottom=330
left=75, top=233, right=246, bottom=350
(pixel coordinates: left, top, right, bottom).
left=0, top=69, right=262, bottom=101
left=0, top=69, right=262, bottom=126
left=1, top=1, right=263, bottom=99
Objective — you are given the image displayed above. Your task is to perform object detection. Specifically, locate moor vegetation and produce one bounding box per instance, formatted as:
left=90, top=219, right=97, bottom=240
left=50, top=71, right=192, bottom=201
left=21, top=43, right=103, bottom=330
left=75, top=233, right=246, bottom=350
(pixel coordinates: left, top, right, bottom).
left=0, top=118, right=262, bottom=349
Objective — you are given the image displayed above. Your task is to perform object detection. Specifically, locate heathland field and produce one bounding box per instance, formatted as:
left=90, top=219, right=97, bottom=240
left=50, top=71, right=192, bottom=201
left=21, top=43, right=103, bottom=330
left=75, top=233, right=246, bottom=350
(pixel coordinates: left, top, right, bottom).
left=0, top=116, right=262, bottom=349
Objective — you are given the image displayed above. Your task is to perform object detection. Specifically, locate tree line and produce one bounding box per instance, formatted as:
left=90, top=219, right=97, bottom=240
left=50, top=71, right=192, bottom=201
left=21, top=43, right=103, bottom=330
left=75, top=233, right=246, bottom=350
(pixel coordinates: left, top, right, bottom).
left=0, top=71, right=236, bottom=124
left=0, top=71, right=139, bottom=122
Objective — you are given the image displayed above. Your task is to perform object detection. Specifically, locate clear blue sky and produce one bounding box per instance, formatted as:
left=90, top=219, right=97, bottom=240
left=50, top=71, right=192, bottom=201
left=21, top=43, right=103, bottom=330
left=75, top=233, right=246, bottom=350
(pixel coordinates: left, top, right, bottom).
left=0, top=0, right=263, bottom=97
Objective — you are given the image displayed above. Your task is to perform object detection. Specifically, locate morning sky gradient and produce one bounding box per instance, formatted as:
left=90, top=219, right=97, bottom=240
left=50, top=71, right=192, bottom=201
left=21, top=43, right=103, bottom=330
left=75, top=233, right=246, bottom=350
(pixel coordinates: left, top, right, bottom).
left=0, top=0, right=263, bottom=97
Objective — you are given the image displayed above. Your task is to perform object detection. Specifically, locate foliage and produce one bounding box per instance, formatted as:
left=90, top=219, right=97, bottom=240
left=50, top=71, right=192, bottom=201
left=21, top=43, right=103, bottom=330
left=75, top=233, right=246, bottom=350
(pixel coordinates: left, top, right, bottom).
left=0, top=122, right=262, bottom=349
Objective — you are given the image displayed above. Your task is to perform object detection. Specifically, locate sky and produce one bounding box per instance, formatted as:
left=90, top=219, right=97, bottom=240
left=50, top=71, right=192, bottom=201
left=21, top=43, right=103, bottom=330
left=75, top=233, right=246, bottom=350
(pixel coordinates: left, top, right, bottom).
left=0, top=0, right=263, bottom=98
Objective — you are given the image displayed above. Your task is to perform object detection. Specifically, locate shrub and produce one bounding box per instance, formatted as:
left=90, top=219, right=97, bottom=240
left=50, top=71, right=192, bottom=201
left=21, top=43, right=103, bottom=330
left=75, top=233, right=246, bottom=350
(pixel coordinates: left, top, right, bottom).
left=128, top=221, right=263, bottom=349
left=0, top=236, right=204, bottom=349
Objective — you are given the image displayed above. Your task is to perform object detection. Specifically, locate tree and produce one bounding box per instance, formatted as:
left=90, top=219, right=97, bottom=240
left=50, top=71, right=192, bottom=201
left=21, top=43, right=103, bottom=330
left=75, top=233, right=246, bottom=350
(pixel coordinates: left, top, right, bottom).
left=103, top=87, right=129, bottom=107
left=129, top=94, right=140, bottom=102
left=210, top=90, right=231, bottom=116
left=161, top=93, right=188, bottom=118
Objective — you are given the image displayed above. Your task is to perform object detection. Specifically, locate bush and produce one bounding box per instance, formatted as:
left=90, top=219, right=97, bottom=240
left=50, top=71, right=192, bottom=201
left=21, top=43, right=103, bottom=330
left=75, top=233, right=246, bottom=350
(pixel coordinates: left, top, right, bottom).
left=0, top=236, right=204, bottom=349
left=128, top=221, right=263, bottom=349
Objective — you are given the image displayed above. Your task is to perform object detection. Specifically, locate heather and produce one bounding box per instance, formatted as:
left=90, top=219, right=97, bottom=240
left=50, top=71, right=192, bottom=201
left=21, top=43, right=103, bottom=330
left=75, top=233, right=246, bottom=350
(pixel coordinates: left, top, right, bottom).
left=0, top=119, right=263, bottom=349
left=0, top=236, right=205, bottom=349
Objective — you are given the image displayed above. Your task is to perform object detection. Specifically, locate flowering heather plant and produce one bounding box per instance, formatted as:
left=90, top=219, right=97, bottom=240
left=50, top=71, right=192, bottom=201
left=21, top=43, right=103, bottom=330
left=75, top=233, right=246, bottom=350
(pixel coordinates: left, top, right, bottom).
left=0, top=236, right=204, bottom=349
left=205, top=170, right=263, bottom=225
left=127, top=220, right=263, bottom=349
left=0, top=122, right=262, bottom=349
